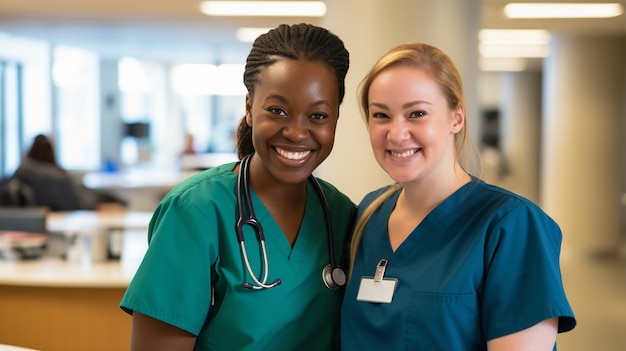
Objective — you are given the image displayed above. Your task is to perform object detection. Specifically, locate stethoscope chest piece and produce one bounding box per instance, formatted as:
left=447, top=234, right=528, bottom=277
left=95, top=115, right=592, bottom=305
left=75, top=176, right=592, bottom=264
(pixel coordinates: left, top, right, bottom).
left=322, top=264, right=346, bottom=291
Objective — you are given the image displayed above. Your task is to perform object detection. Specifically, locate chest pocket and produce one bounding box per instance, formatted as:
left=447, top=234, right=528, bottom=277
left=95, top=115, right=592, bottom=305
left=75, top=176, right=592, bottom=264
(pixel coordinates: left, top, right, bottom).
left=404, top=291, right=485, bottom=351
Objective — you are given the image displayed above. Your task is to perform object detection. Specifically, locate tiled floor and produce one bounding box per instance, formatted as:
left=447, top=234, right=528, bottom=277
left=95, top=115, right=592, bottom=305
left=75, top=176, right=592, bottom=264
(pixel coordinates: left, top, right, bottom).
left=555, top=246, right=626, bottom=350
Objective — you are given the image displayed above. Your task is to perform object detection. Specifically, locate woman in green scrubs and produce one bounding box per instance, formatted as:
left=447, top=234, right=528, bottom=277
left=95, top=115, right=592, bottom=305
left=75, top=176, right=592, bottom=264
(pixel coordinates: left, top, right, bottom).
left=120, top=23, right=355, bottom=351
left=341, top=42, right=576, bottom=351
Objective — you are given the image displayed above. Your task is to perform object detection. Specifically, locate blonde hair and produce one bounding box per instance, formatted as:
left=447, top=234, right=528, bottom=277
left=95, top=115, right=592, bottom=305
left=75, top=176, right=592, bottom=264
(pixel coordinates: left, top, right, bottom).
left=348, top=42, right=481, bottom=278
left=348, top=183, right=401, bottom=277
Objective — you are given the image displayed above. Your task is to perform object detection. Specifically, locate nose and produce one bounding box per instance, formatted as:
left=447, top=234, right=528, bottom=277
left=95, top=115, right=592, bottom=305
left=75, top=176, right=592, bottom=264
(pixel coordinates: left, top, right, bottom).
left=387, top=118, right=410, bottom=143
left=282, top=116, right=309, bottom=141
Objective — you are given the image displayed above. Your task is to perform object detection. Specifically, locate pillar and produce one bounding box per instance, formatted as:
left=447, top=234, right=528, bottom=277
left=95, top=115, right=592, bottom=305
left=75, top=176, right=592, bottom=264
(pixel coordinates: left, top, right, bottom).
left=541, top=35, right=626, bottom=253
left=319, top=0, right=482, bottom=202
left=100, top=59, right=122, bottom=170
left=499, top=71, right=542, bottom=203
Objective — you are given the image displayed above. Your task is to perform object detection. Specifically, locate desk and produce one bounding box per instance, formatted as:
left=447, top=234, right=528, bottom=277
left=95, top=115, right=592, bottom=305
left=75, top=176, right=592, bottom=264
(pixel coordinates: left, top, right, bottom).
left=0, top=231, right=47, bottom=260
left=0, top=344, right=40, bottom=351
left=0, top=218, right=149, bottom=351
left=0, top=236, right=146, bottom=288
left=46, top=210, right=152, bottom=262
left=83, top=168, right=196, bottom=211
left=47, top=210, right=153, bottom=233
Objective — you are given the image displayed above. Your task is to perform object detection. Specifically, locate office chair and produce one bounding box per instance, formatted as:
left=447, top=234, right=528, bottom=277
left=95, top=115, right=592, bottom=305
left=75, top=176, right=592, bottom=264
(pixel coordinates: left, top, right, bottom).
left=0, top=206, right=49, bottom=259
left=0, top=206, right=48, bottom=233
left=0, top=178, right=36, bottom=207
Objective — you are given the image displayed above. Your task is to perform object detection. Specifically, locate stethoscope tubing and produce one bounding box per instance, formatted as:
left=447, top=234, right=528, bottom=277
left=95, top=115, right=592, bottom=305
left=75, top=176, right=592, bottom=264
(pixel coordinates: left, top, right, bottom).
left=308, top=170, right=337, bottom=269
left=235, top=153, right=341, bottom=290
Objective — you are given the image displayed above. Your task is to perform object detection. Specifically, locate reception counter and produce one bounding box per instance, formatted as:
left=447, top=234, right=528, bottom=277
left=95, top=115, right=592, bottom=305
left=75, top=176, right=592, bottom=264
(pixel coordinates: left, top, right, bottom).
left=0, top=228, right=148, bottom=351
left=0, top=344, right=40, bottom=351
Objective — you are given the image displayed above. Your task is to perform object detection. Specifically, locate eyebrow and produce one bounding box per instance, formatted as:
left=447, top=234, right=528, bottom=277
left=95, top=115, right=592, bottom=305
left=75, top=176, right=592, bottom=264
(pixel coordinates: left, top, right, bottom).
left=266, top=93, right=288, bottom=104
left=402, top=100, right=431, bottom=109
left=266, top=93, right=332, bottom=107
left=369, top=100, right=432, bottom=110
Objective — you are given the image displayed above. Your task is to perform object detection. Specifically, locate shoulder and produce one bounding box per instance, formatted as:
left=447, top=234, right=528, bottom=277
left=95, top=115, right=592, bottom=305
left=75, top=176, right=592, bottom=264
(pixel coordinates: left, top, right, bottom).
left=465, top=178, right=561, bottom=239
left=470, top=178, right=555, bottom=221
left=313, top=177, right=357, bottom=219
left=359, top=184, right=400, bottom=208
left=159, top=162, right=239, bottom=210
left=148, top=163, right=240, bottom=238
left=14, top=159, right=64, bottom=177
left=314, top=177, right=354, bottom=205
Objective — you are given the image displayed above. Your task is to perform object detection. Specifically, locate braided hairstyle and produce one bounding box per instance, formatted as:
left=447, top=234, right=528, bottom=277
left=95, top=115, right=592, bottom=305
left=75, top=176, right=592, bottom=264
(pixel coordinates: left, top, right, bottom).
left=235, top=23, right=350, bottom=159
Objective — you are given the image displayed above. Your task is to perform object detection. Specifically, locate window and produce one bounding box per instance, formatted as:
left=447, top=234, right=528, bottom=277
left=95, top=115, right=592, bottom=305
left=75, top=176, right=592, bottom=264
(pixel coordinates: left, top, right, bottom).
left=0, top=33, right=51, bottom=178
left=171, top=63, right=245, bottom=154
left=0, top=60, right=22, bottom=178
left=53, top=45, right=100, bottom=171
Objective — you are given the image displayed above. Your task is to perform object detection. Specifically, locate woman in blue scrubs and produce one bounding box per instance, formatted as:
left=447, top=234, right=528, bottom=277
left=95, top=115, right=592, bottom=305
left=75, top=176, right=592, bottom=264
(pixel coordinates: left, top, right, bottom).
left=341, top=43, right=576, bottom=351
left=120, top=24, right=355, bottom=351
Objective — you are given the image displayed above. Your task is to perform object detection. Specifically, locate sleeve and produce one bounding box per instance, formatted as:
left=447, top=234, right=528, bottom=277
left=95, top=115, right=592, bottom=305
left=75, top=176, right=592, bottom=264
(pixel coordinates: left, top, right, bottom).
left=481, top=201, right=576, bottom=341
left=120, top=194, right=219, bottom=335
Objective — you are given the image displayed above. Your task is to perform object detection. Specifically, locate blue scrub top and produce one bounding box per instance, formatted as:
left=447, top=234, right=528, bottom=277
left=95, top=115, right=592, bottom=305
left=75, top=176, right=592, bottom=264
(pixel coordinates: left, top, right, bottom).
left=341, top=177, right=576, bottom=351
left=120, top=162, right=356, bottom=351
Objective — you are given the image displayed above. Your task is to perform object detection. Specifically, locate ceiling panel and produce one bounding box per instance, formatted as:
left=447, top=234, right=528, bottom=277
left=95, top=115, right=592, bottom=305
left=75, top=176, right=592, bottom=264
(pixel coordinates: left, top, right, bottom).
left=0, top=0, right=624, bottom=63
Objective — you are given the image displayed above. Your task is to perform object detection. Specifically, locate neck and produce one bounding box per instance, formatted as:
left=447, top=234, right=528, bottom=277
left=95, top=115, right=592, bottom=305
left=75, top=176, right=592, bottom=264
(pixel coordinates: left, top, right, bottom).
left=399, top=163, right=470, bottom=216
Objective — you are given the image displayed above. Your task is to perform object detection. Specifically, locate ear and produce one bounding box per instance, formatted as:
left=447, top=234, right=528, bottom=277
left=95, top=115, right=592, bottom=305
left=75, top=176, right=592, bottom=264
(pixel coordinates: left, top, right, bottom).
left=450, top=104, right=465, bottom=134
left=245, top=94, right=252, bottom=126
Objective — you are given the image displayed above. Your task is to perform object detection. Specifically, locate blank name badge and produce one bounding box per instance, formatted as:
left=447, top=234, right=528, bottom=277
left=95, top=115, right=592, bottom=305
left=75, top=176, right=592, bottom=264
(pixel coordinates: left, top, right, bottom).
left=356, top=276, right=397, bottom=303
left=356, top=259, right=397, bottom=303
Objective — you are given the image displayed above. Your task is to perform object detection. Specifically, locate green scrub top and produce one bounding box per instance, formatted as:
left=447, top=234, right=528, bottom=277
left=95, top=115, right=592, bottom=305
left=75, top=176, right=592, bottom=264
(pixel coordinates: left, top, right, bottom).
left=120, top=162, right=356, bottom=351
left=341, top=177, right=576, bottom=351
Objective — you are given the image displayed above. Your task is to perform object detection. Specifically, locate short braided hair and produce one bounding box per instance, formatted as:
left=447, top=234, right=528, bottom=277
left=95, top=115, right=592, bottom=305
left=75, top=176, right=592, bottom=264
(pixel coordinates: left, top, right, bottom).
left=235, top=23, right=350, bottom=159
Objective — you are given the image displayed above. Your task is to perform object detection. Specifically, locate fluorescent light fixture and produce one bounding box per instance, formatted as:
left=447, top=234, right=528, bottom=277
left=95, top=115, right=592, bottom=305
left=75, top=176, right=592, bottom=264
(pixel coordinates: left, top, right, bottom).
left=479, top=43, right=549, bottom=58
left=479, top=29, right=550, bottom=45
left=479, top=57, right=527, bottom=72
left=199, top=1, right=327, bottom=17
left=478, top=29, right=551, bottom=60
left=504, top=3, right=624, bottom=18
left=236, top=27, right=272, bottom=43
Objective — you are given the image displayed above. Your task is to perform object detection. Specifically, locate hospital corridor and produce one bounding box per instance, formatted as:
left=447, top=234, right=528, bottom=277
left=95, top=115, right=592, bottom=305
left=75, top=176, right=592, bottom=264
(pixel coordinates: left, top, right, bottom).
left=556, top=245, right=626, bottom=350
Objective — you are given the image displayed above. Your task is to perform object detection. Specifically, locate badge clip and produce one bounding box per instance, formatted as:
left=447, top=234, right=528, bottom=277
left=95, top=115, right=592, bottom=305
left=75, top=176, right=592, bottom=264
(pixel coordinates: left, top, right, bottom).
left=374, top=259, right=388, bottom=282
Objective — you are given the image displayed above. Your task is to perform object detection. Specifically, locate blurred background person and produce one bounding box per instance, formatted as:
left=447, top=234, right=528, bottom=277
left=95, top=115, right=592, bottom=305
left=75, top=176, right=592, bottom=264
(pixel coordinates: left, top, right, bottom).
left=7, top=134, right=123, bottom=211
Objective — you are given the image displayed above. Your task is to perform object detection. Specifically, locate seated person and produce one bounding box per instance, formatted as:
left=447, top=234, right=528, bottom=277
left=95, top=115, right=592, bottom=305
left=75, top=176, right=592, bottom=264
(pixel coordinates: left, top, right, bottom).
left=7, top=134, right=123, bottom=211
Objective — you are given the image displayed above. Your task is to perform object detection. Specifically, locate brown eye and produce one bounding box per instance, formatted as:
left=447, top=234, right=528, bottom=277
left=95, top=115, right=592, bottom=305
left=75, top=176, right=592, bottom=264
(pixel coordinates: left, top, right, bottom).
left=310, top=113, right=328, bottom=120
left=409, top=110, right=426, bottom=118
left=269, top=107, right=287, bottom=116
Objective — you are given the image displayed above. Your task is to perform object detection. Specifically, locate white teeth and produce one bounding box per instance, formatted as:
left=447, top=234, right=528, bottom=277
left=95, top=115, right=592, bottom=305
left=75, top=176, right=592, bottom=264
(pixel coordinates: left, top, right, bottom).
left=390, top=149, right=417, bottom=158
left=276, top=148, right=311, bottom=160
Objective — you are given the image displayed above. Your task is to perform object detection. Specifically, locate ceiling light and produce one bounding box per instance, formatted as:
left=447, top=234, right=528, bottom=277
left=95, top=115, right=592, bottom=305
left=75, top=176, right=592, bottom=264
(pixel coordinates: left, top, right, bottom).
left=236, top=27, right=272, bottom=43
left=479, top=43, right=549, bottom=58
left=504, top=3, right=624, bottom=18
left=479, top=29, right=550, bottom=45
left=478, top=29, right=551, bottom=59
left=199, top=1, right=327, bottom=17
left=479, top=58, right=527, bottom=72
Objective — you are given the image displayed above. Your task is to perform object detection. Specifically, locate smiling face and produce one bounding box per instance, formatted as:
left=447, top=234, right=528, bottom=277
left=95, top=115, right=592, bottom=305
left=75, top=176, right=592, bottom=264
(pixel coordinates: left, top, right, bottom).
left=245, top=58, right=340, bottom=186
left=367, top=64, right=464, bottom=185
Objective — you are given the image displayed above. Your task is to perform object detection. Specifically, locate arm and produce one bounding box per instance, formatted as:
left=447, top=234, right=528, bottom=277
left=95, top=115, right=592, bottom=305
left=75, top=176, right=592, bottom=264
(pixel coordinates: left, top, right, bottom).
left=130, top=311, right=197, bottom=351
left=487, top=317, right=558, bottom=351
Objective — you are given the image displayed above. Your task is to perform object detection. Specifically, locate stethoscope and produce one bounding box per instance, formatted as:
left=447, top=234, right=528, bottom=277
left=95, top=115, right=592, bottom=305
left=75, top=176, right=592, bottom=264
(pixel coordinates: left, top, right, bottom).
left=235, top=153, right=346, bottom=291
